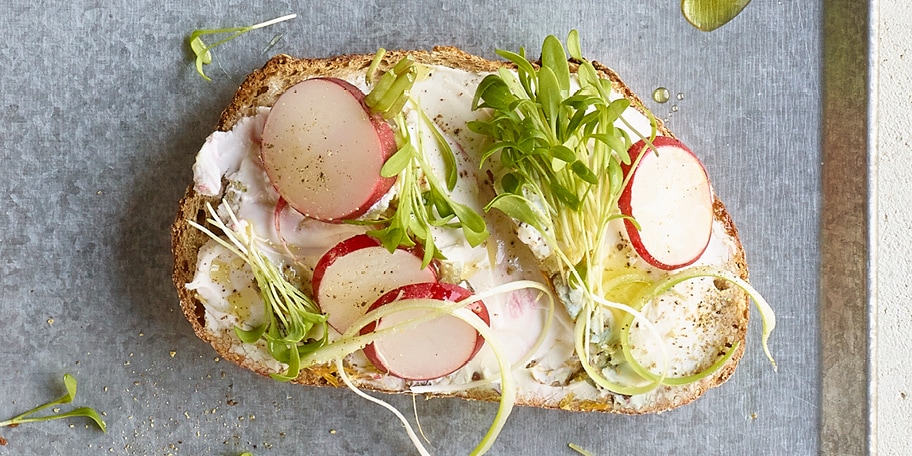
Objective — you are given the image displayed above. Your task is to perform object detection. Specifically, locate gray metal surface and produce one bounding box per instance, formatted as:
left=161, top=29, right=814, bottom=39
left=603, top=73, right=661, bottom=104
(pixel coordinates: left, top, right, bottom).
left=821, top=1, right=871, bottom=455
left=0, top=1, right=826, bottom=454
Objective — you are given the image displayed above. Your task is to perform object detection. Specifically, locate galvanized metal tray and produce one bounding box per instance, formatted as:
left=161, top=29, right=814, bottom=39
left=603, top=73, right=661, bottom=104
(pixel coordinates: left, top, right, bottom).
left=0, top=1, right=863, bottom=454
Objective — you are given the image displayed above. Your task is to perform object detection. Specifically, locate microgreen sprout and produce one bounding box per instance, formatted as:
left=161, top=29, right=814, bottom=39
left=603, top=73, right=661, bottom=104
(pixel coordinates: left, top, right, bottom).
left=470, top=30, right=651, bottom=273
left=189, top=14, right=297, bottom=81
left=357, top=51, right=489, bottom=266
left=470, top=31, right=774, bottom=395
left=0, top=374, right=106, bottom=438
left=189, top=202, right=328, bottom=381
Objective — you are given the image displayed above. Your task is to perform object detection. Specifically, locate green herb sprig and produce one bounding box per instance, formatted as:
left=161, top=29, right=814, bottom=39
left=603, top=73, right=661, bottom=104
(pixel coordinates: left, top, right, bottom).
left=360, top=51, right=489, bottom=267
left=0, top=374, right=106, bottom=434
left=189, top=14, right=297, bottom=81
left=189, top=203, right=328, bottom=382
left=470, top=30, right=653, bottom=278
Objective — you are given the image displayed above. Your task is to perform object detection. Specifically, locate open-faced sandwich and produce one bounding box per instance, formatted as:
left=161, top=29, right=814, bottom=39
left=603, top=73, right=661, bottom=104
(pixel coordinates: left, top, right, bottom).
left=171, top=31, right=775, bottom=454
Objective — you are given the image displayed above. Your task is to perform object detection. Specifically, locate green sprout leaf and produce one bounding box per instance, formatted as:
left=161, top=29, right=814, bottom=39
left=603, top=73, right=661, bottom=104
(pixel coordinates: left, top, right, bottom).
left=568, top=443, right=595, bottom=456
left=379, top=143, right=414, bottom=178
left=541, top=35, right=570, bottom=95
left=484, top=193, right=551, bottom=237
left=189, top=35, right=212, bottom=65
left=189, top=13, right=297, bottom=81
left=62, top=373, right=77, bottom=402
left=566, top=30, right=583, bottom=61
left=0, top=374, right=107, bottom=433
left=235, top=324, right=267, bottom=344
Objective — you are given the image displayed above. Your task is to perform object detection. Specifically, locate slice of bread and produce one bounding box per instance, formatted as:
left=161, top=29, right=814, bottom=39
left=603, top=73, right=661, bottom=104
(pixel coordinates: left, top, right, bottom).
left=171, top=46, right=750, bottom=415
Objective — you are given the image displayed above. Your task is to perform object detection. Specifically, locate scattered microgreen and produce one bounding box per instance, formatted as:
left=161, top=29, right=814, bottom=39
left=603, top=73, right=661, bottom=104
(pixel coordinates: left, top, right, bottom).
left=568, top=443, right=595, bottom=456
left=0, top=374, right=106, bottom=435
left=357, top=51, right=489, bottom=266
left=189, top=14, right=297, bottom=81
left=189, top=202, right=328, bottom=381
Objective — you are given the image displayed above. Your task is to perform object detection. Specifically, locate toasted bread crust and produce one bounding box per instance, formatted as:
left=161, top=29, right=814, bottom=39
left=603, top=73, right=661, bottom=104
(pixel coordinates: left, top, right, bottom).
left=171, top=47, right=750, bottom=414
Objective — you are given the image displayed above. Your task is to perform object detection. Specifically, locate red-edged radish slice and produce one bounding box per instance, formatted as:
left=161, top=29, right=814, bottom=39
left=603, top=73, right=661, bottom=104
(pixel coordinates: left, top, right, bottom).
left=618, top=136, right=713, bottom=270
left=312, top=234, right=437, bottom=333
left=361, top=282, right=489, bottom=381
left=260, top=77, right=398, bottom=222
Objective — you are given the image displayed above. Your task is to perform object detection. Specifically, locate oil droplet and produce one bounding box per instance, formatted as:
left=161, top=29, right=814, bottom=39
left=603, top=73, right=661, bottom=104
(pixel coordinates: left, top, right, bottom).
left=228, top=291, right=253, bottom=321
left=652, top=87, right=670, bottom=103
left=681, top=0, right=751, bottom=32
left=676, top=92, right=685, bottom=100
left=209, top=259, right=230, bottom=284
left=671, top=104, right=679, bottom=112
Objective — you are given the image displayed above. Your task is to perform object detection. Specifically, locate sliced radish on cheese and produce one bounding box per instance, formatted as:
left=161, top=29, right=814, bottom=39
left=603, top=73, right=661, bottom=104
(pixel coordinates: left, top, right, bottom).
left=312, top=234, right=437, bottom=333
left=361, top=282, right=489, bottom=381
left=260, top=77, right=398, bottom=222
left=618, top=136, right=713, bottom=270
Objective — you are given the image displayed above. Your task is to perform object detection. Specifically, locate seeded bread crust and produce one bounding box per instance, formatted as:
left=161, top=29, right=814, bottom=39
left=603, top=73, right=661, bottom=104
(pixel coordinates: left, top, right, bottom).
left=171, top=46, right=750, bottom=414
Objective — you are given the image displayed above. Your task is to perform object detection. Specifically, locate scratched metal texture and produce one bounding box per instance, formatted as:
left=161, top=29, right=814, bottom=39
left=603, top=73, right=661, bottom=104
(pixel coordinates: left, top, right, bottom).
left=0, top=1, right=827, bottom=454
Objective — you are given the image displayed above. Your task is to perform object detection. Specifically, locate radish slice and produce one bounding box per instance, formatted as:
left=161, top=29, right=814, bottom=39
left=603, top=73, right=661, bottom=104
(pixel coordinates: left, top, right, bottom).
left=361, top=282, right=489, bottom=381
left=618, top=136, right=713, bottom=270
left=260, top=78, right=398, bottom=222
left=312, top=234, right=437, bottom=333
